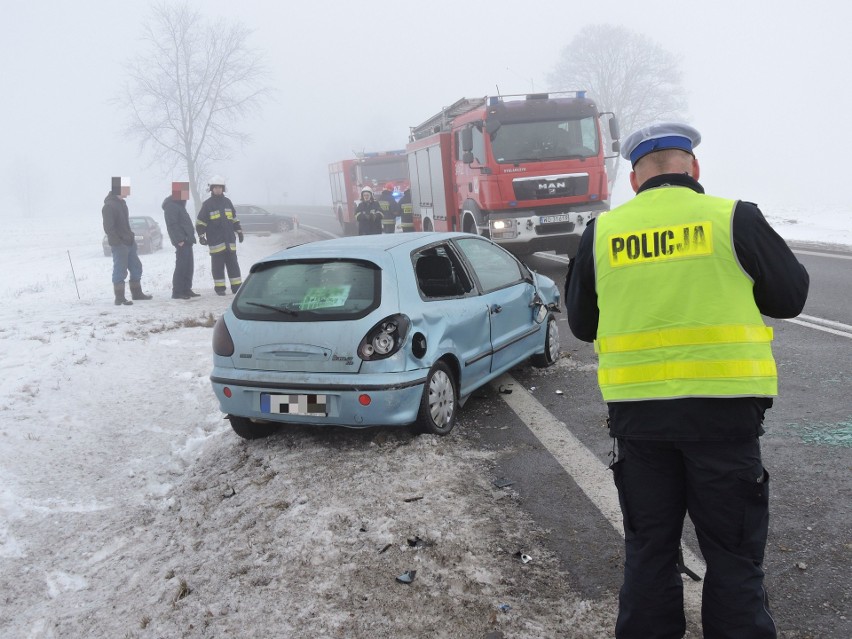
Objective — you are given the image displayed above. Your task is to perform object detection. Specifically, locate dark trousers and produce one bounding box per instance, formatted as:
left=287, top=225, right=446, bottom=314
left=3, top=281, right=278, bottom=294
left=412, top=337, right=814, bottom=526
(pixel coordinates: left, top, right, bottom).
left=172, top=243, right=194, bottom=294
left=211, top=248, right=242, bottom=292
left=612, top=438, right=776, bottom=639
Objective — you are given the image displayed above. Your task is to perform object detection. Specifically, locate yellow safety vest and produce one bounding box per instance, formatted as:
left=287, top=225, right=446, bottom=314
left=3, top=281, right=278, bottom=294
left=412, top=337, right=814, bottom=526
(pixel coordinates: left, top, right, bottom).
left=593, top=186, right=777, bottom=402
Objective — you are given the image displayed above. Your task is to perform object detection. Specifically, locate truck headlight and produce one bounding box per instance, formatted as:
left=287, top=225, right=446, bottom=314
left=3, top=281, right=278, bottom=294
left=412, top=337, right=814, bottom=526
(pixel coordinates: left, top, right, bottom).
left=489, top=218, right=518, bottom=239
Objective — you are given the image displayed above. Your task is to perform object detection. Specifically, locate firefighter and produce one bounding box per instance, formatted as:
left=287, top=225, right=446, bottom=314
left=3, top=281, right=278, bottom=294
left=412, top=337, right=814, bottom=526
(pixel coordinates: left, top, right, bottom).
left=565, top=122, right=809, bottom=639
left=377, top=182, right=400, bottom=233
left=399, top=188, right=414, bottom=232
left=102, top=176, right=152, bottom=305
left=196, top=176, right=243, bottom=295
left=355, top=186, right=383, bottom=236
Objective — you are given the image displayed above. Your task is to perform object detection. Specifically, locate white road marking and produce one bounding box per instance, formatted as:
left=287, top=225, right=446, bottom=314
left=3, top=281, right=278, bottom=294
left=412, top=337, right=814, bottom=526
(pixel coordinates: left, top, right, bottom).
left=492, top=372, right=705, bottom=624
left=793, top=249, right=852, bottom=260
left=784, top=314, right=852, bottom=339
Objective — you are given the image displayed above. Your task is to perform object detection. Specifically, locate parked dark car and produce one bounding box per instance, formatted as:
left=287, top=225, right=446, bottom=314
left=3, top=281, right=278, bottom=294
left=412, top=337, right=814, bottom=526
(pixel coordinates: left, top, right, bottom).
left=234, top=205, right=296, bottom=234
left=103, top=216, right=164, bottom=256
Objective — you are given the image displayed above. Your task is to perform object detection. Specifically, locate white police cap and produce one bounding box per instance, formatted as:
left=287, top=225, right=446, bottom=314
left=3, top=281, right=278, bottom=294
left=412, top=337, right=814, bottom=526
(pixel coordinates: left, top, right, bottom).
left=621, top=122, right=701, bottom=166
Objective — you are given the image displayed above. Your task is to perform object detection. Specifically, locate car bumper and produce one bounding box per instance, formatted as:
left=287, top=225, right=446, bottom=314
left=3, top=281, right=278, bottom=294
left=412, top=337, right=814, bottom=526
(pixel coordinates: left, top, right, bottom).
left=210, top=367, right=428, bottom=428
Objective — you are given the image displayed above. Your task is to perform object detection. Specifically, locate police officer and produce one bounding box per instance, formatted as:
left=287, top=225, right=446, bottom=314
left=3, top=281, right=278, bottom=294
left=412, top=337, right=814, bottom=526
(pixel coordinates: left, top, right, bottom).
left=566, top=122, right=809, bottom=639
left=399, top=187, right=414, bottom=232
left=196, top=176, right=243, bottom=295
left=377, top=182, right=400, bottom=233
left=355, top=186, right=383, bottom=236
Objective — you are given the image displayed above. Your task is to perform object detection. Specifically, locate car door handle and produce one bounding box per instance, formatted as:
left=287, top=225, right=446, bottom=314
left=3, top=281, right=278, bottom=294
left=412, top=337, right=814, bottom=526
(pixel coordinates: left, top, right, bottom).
left=490, top=304, right=502, bottom=314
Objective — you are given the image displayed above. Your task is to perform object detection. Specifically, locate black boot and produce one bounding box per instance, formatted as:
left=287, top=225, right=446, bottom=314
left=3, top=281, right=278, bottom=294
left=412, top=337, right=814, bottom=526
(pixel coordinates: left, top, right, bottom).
left=187, top=290, right=201, bottom=297
left=114, top=282, right=133, bottom=306
left=129, top=280, right=152, bottom=300
left=171, top=291, right=192, bottom=300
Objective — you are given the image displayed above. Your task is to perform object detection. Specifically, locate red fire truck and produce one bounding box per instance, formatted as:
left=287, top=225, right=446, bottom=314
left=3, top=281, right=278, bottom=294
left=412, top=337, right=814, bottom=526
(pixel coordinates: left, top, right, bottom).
left=329, top=150, right=410, bottom=236
left=406, top=92, right=619, bottom=256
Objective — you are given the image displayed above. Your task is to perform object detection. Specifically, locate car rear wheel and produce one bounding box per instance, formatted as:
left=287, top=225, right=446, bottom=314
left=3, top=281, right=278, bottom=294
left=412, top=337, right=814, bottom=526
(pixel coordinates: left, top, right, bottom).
left=276, top=219, right=291, bottom=232
left=417, top=361, right=457, bottom=436
left=229, top=415, right=279, bottom=440
left=531, top=314, right=560, bottom=368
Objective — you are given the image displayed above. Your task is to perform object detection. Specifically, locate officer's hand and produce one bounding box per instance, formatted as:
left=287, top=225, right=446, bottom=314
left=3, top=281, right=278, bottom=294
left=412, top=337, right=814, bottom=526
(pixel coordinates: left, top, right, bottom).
left=198, top=234, right=207, bottom=245
left=237, top=231, right=244, bottom=243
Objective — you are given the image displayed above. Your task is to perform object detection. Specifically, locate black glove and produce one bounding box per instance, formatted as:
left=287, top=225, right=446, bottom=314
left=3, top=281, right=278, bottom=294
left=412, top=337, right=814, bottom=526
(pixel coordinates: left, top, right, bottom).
left=198, top=234, right=207, bottom=245
left=237, top=231, right=244, bottom=243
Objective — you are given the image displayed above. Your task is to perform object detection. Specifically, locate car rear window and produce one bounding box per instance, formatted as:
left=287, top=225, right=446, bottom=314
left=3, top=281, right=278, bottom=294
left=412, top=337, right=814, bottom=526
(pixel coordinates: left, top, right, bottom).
left=233, top=259, right=381, bottom=321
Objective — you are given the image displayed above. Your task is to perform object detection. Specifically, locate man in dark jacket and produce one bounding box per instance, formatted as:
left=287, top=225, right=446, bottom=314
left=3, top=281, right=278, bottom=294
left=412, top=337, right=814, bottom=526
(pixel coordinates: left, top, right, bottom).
left=195, top=175, right=243, bottom=295
left=566, top=122, right=809, bottom=639
left=102, top=176, right=152, bottom=305
left=163, top=181, right=199, bottom=300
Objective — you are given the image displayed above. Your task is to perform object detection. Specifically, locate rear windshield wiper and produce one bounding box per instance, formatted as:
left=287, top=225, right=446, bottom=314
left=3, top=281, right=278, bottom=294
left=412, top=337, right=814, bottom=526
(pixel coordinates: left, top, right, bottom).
left=246, top=301, right=299, bottom=316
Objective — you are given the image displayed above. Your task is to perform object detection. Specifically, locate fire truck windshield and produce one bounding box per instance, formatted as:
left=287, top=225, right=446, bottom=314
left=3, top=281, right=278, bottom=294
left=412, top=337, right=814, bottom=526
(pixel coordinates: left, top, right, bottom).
left=490, top=116, right=600, bottom=164
left=359, top=159, right=408, bottom=185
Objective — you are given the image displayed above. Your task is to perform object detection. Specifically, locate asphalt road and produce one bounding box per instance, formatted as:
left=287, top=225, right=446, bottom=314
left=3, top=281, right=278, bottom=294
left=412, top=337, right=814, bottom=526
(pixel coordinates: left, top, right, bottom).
left=278, top=205, right=851, bottom=637
left=489, top=245, right=852, bottom=638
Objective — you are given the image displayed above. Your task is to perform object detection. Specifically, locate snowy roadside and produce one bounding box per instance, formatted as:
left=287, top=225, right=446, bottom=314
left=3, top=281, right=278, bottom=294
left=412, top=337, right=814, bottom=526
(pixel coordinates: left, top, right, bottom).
left=0, top=217, right=615, bottom=638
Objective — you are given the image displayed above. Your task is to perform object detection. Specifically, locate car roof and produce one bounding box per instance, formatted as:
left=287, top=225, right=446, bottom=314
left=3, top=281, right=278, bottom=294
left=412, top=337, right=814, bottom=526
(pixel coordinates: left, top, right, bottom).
left=253, top=232, right=478, bottom=267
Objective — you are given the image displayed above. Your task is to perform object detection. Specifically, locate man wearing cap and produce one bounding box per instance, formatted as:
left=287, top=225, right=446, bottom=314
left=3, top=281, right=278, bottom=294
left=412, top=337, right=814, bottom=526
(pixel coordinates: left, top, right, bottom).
left=566, top=123, right=809, bottom=638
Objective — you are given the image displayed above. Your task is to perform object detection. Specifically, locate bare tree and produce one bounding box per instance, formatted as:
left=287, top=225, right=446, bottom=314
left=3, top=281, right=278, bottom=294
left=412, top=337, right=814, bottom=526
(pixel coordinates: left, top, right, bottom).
left=548, top=24, right=687, bottom=189
left=118, top=1, right=269, bottom=209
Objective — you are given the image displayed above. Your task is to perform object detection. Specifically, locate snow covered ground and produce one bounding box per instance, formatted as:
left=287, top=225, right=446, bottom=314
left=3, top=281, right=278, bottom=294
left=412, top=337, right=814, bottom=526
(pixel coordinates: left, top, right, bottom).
left=0, top=204, right=848, bottom=638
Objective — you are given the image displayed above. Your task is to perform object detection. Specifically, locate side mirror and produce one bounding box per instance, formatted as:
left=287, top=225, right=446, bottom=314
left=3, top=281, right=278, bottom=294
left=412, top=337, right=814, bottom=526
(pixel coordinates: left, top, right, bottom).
left=462, top=151, right=474, bottom=164
left=485, top=118, right=501, bottom=136
left=461, top=127, right=473, bottom=153
left=609, top=116, right=620, bottom=141
left=611, top=140, right=621, bottom=153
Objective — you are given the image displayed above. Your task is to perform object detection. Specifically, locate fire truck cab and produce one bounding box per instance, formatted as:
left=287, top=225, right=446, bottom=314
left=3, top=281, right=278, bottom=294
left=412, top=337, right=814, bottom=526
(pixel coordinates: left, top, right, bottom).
left=406, top=92, right=619, bottom=256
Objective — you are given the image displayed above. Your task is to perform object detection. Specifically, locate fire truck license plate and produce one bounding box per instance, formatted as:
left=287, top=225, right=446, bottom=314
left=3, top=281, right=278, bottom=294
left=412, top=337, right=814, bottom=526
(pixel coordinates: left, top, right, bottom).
left=539, top=213, right=571, bottom=224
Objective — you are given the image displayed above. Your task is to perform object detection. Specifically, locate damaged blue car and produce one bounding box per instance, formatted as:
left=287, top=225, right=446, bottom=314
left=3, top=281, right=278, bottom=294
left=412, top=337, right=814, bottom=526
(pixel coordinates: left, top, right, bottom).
left=211, top=232, right=561, bottom=439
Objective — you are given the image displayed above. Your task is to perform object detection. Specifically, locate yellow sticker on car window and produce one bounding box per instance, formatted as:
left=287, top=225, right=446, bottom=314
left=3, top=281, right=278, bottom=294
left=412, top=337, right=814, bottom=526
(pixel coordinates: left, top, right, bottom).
left=300, top=285, right=351, bottom=310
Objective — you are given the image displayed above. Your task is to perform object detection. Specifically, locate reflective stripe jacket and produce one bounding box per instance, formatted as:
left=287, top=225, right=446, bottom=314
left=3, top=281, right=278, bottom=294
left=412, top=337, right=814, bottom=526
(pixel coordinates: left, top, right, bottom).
left=593, top=186, right=776, bottom=401
left=196, top=195, right=241, bottom=254
left=565, top=174, right=809, bottom=440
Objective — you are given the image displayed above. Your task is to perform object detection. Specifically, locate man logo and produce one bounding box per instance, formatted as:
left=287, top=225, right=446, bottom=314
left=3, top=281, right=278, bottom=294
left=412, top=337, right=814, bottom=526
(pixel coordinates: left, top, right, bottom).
left=538, top=181, right=565, bottom=195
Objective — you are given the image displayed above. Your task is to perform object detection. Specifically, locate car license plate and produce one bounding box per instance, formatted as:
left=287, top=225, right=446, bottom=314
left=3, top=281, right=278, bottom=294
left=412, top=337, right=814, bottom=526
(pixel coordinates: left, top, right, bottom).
left=539, top=213, right=571, bottom=224
left=260, top=393, right=328, bottom=416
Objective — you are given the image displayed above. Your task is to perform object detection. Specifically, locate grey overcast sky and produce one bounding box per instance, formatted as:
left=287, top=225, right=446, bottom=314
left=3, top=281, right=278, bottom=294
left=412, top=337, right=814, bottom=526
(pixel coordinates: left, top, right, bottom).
left=3, top=0, right=851, bottom=216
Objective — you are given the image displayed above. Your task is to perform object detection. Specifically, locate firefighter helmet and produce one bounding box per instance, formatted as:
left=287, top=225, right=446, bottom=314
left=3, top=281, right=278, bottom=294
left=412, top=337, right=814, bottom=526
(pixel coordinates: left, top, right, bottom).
left=384, top=182, right=394, bottom=191
left=360, top=186, right=373, bottom=197
left=208, top=175, right=226, bottom=191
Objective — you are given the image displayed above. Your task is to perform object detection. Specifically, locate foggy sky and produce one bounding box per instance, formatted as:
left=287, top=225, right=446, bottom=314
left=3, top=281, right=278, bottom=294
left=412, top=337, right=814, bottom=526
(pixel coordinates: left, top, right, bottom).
left=3, top=0, right=851, bottom=217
